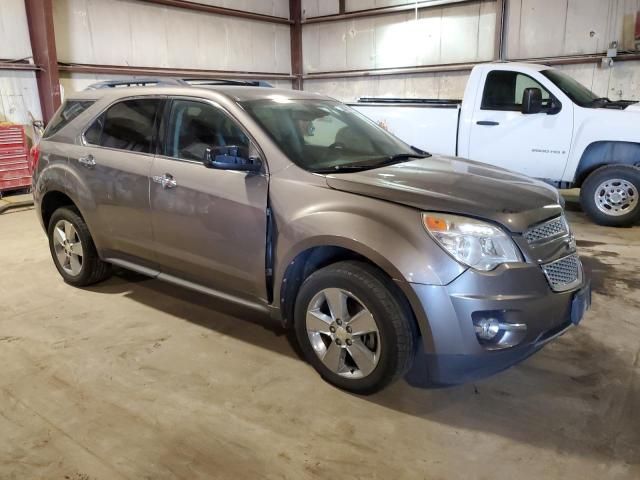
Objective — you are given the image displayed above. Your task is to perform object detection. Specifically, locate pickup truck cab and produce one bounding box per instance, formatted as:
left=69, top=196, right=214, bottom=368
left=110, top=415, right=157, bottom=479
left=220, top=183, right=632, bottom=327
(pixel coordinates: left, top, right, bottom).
left=352, top=62, right=640, bottom=227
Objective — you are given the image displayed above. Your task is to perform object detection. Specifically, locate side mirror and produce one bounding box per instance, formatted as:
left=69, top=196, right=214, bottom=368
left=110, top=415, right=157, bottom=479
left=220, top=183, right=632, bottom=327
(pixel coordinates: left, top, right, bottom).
left=522, top=88, right=543, bottom=114
left=203, top=146, right=262, bottom=173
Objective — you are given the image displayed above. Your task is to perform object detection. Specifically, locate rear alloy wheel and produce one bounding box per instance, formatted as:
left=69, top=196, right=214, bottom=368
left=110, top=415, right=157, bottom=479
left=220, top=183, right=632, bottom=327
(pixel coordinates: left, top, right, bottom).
left=581, top=166, right=640, bottom=227
left=48, top=207, right=111, bottom=286
left=294, top=261, right=416, bottom=394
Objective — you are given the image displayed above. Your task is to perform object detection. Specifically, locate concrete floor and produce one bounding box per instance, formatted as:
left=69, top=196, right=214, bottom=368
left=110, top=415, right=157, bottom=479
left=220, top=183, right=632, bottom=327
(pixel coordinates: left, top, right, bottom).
left=0, top=206, right=639, bottom=480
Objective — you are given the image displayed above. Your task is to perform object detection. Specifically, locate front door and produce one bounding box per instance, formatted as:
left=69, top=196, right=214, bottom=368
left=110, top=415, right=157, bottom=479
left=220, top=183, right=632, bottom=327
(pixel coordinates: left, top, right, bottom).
left=149, top=98, right=269, bottom=301
left=67, top=97, right=162, bottom=267
left=467, top=70, right=573, bottom=181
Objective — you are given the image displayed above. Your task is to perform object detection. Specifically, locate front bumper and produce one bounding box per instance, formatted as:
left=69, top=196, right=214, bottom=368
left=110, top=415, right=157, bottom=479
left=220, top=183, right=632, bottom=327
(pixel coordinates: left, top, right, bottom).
left=405, top=262, right=590, bottom=386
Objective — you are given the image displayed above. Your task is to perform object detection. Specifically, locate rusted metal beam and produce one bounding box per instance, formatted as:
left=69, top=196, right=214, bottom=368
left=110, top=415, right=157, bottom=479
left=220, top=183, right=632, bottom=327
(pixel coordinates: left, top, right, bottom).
left=0, top=61, right=40, bottom=71
left=24, top=0, right=61, bottom=123
left=290, top=0, right=303, bottom=90
left=58, top=63, right=295, bottom=81
left=303, top=53, right=640, bottom=80
left=137, top=0, right=292, bottom=24
left=303, top=0, right=478, bottom=24
left=494, top=0, right=506, bottom=61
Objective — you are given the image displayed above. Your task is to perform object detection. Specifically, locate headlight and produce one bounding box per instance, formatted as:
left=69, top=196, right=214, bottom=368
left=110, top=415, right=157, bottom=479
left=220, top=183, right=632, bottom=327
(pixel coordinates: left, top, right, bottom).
left=422, top=213, right=522, bottom=271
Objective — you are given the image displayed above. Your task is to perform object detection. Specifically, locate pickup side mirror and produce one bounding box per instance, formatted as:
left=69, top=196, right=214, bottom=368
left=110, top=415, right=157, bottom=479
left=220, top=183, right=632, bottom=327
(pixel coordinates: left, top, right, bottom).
left=521, top=88, right=543, bottom=115
left=203, top=146, right=262, bottom=173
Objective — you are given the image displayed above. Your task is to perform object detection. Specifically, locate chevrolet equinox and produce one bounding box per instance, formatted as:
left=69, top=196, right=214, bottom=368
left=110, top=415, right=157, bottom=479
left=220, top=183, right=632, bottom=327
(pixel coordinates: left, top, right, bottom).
left=32, top=79, right=591, bottom=394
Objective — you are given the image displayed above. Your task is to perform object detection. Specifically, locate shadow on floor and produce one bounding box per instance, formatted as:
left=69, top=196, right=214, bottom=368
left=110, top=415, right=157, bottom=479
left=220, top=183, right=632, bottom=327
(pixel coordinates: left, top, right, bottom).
left=85, top=253, right=640, bottom=465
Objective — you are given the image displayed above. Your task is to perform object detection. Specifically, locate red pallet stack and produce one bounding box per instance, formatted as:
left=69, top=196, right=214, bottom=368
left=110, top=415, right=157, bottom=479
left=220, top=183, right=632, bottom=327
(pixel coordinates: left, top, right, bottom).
left=0, top=125, right=31, bottom=195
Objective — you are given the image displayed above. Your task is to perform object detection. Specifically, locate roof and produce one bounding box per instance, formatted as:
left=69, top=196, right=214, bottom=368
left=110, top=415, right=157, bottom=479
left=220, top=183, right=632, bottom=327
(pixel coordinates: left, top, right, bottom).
left=66, top=85, right=328, bottom=103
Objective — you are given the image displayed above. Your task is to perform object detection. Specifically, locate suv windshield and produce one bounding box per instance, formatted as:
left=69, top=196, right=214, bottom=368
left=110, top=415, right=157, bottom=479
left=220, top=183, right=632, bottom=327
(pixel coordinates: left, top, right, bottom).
left=239, top=97, right=427, bottom=172
left=541, top=69, right=600, bottom=107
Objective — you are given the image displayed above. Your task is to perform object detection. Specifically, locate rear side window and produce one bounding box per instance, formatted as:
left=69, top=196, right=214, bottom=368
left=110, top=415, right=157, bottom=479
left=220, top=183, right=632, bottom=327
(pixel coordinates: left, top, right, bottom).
left=44, top=100, right=95, bottom=138
left=481, top=71, right=550, bottom=111
left=84, top=99, right=161, bottom=154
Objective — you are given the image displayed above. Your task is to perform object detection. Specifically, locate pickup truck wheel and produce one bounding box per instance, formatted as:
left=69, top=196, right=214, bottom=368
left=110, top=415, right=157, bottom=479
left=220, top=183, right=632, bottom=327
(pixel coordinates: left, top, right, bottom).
left=294, top=261, right=416, bottom=394
left=48, top=207, right=111, bottom=286
left=580, top=165, right=640, bottom=227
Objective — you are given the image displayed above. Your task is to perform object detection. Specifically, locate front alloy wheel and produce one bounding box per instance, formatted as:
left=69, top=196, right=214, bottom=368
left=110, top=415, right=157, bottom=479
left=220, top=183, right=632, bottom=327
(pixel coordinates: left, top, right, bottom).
left=306, top=288, right=381, bottom=379
left=294, top=261, right=416, bottom=394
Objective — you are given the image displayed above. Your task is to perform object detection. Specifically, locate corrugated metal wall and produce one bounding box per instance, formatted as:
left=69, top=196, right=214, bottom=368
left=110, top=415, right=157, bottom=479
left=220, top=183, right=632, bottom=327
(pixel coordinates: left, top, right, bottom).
left=303, top=0, right=640, bottom=102
left=0, top=0, right=41, bottom=125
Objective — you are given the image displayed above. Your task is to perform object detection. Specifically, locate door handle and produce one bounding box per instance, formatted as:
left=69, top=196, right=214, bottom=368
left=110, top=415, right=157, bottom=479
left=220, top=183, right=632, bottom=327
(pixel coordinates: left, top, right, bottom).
left=152, top=173, right=177, bottom=189
left=78, top=154, right=96, bottom=168
left=476, top=121, right=500, bottom=126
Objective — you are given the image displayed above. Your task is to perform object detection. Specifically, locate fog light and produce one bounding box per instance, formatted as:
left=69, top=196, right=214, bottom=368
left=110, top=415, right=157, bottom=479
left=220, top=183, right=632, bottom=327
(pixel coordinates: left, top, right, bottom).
left=474, top=318, right=500, bottom=340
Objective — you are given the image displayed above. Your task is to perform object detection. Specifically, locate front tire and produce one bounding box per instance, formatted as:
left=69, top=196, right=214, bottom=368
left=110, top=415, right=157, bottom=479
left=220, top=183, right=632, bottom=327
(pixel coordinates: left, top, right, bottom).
left=48, top=207, right=111, bottom=286
left=580, top=165, right=640, bottom=227
left=294, top=261, right=416, bottom=394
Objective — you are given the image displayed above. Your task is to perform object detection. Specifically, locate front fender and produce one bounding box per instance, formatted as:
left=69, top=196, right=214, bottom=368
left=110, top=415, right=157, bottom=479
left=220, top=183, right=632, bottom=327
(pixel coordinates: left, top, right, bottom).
left=566, top=110, right=640, bottom=183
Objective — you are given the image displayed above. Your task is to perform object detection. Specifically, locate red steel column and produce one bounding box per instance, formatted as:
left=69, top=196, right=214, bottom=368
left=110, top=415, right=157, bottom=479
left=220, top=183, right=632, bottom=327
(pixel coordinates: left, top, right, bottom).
left=24, top=0, right=61, bottom=122
left=290, top=0, right=303, bottom=90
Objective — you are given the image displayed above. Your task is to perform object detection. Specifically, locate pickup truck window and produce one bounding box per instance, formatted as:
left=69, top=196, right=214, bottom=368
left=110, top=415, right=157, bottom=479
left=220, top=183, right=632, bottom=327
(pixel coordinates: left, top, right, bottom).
left=541, top=69, right=599, bottom=107
left=165, top=99, right=250, bottom=163
left=239, top=99, right=418, bottom=172
left=481, top=71, right=550, bottom=111
left=85, top=99, right=161, bottom=154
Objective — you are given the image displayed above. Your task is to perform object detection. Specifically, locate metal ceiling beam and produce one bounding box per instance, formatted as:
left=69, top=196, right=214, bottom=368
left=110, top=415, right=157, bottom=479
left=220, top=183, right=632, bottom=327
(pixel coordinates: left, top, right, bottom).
left=24, top=0, right=61, bottom=122
left=58, top=63, right=295, bottom=81
left=0, top=61, right=40, bottom=71
left=303, top=0, right=479, bottom=24
left=290, top=0, right=303, bottom=90
left=137, top=0, right=292, bottom=24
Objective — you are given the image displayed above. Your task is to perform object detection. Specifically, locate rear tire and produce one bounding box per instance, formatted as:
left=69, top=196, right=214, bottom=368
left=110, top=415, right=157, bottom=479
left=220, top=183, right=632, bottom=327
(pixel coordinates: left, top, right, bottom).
left=294, top=261, right=416, bottom=395
left=580, top=165, right=640, bottom=227
left=48, top=207, right=111, bottom=286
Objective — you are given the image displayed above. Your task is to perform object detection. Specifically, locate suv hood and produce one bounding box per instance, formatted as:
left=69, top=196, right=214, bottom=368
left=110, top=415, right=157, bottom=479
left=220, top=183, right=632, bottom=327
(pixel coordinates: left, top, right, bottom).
left=325, top=156, right=563, bottom=233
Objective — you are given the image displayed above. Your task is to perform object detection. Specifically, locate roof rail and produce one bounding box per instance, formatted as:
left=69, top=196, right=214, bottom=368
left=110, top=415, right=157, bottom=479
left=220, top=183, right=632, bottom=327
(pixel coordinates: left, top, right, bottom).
left=85, top=77, right=273, bottom=90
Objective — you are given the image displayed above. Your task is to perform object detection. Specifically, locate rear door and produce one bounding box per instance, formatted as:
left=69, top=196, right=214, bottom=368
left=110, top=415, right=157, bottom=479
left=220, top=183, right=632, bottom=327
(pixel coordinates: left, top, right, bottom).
left=149, top=97, right=269, bottom=300
left=67, top=97, right=163, bottom=267
left=467, top=70, right=573, bottom=181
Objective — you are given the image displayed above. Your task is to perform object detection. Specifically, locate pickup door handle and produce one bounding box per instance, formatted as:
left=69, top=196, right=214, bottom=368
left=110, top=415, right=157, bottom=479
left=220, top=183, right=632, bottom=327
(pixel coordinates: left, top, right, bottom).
left=152, top=173, right=178, bottom=189
left=476, top=121, right=500, bottom=126
left=78, top=154, right=96, bottom=168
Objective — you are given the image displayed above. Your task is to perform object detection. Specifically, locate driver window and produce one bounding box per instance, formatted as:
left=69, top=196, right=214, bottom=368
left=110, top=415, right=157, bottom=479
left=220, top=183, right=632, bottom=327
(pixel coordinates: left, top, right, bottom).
left=482, top=71, right=550, bottom=111
left=166, top=99, right=250, bottom=163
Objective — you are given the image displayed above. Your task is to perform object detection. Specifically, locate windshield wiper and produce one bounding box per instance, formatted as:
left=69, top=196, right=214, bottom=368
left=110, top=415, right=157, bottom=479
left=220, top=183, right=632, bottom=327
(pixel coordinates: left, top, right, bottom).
left=589, top=97, right=611, bottom=105
left=311, top=151, right=431, bottom=174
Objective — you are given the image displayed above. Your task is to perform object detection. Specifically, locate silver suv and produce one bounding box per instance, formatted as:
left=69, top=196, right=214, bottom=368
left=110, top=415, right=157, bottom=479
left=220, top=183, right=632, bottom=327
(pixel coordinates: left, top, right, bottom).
left=32, top=79, right=591, bottom=393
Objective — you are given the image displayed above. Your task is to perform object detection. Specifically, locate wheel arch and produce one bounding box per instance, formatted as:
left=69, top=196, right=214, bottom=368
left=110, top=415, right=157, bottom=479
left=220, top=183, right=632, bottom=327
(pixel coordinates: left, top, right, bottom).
left=574, top=141, right=640, bottom=187
left=274, top=242, right=431, bottom=346
left=40, top=190, right=82, bottom=230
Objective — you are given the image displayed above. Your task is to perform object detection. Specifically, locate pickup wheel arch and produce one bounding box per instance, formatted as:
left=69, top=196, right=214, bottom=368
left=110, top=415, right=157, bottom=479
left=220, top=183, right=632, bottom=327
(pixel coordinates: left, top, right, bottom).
left=575, top=141, right=640, bottom=187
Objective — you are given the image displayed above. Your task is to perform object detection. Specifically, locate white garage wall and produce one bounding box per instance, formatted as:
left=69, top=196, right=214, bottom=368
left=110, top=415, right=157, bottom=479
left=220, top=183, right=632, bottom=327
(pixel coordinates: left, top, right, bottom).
left=302, top=0, right=497, bottom=73
left=0, top=0, right=42, bottom=125
left=302, top=0, right=640, bottom=102
left=506, top=0, right=640, bottom=58
left=53, top=0, right=292, bottom=74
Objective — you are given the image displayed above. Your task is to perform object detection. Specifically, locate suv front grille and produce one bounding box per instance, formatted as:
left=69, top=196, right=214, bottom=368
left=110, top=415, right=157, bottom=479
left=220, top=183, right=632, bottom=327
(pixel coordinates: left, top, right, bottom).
left=525, top=216, right=569, bottom=245
left=542, top=254, right=582, bottom=292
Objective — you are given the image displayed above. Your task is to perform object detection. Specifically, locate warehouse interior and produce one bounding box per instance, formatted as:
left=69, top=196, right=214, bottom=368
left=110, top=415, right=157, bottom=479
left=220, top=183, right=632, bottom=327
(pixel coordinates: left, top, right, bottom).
left=1, top=0, right=640, bottom=479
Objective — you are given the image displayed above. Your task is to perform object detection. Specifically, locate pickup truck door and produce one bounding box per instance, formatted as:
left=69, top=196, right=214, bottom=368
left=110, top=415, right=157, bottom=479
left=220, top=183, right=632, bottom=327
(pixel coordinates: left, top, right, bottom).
left=149, top=98, right=269, bottom=301
left=467, top=70, right=573, bottom=182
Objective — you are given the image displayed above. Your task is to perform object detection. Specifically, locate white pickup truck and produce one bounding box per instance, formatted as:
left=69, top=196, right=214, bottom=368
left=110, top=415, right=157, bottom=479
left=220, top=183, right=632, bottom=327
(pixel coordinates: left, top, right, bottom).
left=351, top=62, right=640, bottom=227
